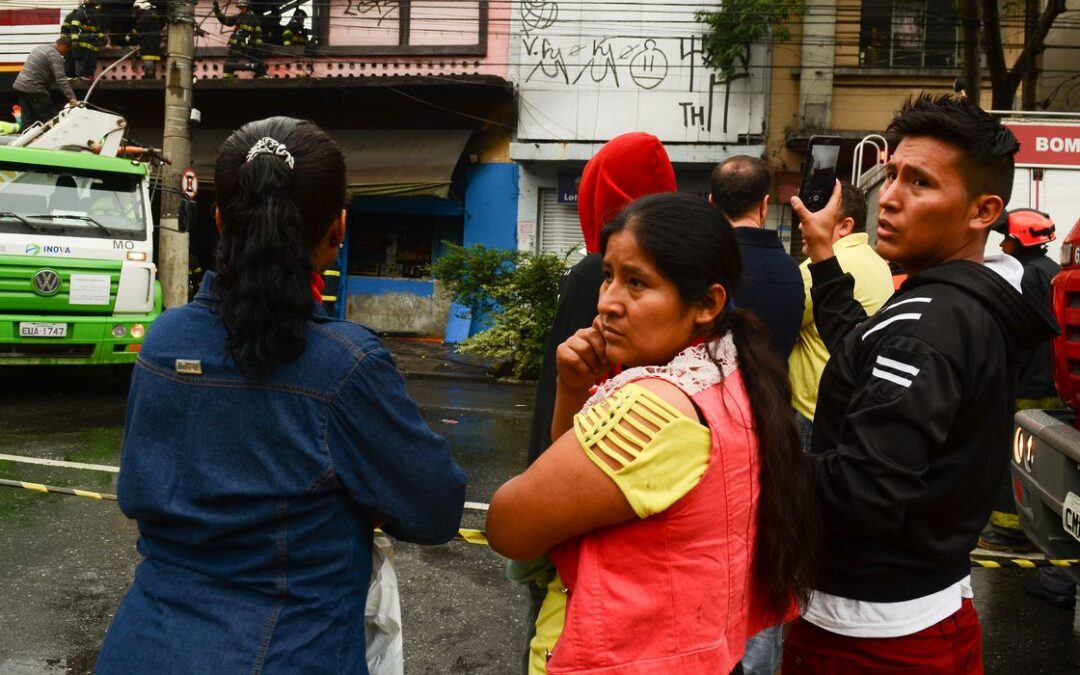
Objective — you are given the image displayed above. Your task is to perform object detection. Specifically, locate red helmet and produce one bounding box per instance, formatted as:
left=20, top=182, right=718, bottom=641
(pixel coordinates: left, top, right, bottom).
left=996, top=208, right=1056, bottom=247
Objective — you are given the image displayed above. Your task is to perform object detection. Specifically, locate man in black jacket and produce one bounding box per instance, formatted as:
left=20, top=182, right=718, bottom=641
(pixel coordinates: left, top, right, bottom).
left=782, top=95, right=1059, bottom=672
left=709, top=155, right=804, bottom=361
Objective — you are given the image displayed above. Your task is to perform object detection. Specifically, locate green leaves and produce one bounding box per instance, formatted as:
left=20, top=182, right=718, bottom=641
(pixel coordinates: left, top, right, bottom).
left=695, top=0, right=803, bottom=80
left=428, top=243, right=570, bottom=379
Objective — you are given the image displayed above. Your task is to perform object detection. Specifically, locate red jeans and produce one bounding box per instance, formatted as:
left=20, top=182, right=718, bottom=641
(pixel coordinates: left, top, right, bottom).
left=782, top=598, right=984, bottom=674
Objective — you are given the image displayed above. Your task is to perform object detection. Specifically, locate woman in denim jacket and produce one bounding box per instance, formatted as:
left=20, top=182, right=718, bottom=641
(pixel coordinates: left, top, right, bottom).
left=95, top=117, right=467, bottom=674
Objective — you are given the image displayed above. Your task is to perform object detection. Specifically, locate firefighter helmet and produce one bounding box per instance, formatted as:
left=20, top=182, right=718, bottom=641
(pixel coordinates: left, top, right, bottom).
left=994, top=208, right=1056, bottom=247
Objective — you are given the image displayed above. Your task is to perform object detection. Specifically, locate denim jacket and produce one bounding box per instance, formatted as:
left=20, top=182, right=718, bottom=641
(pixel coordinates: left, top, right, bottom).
left=96, top=272, right=467, bottom=675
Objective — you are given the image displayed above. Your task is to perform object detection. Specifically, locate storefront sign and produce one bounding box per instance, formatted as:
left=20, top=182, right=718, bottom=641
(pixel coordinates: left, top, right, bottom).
left=1005, top=123, right=1080, bottom=169
left=557, top=172, right=580, bottom=203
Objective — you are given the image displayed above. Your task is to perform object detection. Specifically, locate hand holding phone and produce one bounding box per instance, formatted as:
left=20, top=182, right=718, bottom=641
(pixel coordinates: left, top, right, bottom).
left=793, top=180, right=844, bottom=263
left=799, top=136, right=843, bottom=212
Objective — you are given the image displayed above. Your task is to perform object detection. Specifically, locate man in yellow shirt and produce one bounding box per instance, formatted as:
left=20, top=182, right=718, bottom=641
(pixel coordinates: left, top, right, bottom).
left=789, top=181, right=894, bottom=449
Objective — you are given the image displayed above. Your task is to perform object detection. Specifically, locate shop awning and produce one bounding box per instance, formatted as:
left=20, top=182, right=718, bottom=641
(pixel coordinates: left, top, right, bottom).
left=190, top=128, right=474, bottom=199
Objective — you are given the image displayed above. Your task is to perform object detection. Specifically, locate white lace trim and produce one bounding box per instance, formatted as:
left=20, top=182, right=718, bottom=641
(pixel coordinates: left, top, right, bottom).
left=583, top=333, right=738, bottom=410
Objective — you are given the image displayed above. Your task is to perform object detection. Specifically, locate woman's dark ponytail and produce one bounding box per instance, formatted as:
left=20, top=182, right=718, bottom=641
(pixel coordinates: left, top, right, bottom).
left=601, top=192, right=821, bottom=620
left=214, top=117, right=347, bottom=376
left=715, top=307, right=821, bottom=619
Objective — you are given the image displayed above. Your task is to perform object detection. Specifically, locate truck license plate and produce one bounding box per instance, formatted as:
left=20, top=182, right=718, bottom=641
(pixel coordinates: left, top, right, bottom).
left=1063, top=492, right=1080, bottom=543
left=18, top=322, right=67, bottom=338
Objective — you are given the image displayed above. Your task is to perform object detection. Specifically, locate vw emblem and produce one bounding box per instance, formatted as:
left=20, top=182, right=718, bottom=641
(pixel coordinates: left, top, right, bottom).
left=32, top=269, right=61, bottom=296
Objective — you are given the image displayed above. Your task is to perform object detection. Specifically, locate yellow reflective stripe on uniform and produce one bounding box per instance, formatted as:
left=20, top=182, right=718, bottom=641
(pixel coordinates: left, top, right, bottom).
left=321, top=295, right=338, bottom=302
left=323, top=269, right=341, bottom=277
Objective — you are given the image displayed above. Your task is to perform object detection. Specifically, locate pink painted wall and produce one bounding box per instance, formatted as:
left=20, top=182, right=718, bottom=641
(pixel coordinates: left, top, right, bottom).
left=174, top=0, right=509, bottom=80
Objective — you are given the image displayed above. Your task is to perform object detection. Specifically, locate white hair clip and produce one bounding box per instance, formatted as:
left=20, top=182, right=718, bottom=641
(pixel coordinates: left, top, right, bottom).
left=245, top=137, right=295, bottom=169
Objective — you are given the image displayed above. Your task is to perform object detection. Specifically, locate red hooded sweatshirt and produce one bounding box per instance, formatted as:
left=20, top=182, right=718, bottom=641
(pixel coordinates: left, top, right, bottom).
left=577, top=132, right=677, bottom=254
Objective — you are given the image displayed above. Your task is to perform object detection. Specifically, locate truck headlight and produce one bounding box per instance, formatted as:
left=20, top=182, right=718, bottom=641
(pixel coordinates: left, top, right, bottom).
left=126, top=251, right=147, bottom=262
left=130, top=323, right=146, bottom=339
left=1013, top=427, right=1025, bottom=465
left=1062, top=243, right=1074, bottom=267
left=1025, top=434, right=1035, bottom=471
left=111, top=324, right=127, bottom=338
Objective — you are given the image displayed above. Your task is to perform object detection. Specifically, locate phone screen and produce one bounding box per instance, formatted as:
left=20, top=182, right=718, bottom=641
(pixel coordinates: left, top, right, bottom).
left=803, top=143, right=842, bottom=211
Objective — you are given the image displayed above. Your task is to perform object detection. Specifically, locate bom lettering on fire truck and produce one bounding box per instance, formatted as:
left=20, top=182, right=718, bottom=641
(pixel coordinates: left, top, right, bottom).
left=1035, top=136, right=1080, bottom=154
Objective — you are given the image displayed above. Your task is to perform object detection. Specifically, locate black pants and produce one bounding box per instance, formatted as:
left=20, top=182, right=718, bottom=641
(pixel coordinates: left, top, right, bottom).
left=17, top=91, right=55, bottom=128
left=224, top=46, right=266, bottom=76
left=74, top=47, right=98, bottom=78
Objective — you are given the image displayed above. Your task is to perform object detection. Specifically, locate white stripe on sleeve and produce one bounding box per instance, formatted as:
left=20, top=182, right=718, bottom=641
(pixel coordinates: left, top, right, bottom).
left=882, top=297, right=933, bottom=312
left=862, top=313, right=923, bottom=340
left=875, top=355, right=920, bottom=376
left=872, top=367, right=914, bottom=388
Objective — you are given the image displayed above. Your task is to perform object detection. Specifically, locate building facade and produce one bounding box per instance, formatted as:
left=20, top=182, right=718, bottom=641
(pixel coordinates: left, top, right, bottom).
left=1, top=0, right=517, bottom=339
left=508, top=0, right=773, bottom=260
left=764, top=0, right=1080, bottom=256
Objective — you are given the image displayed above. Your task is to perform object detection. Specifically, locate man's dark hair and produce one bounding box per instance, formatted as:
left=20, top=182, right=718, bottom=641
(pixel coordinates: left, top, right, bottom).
left=709, top=155, right=771, bottom=220
left=55, top=36, right=71, bottom=47
left=838, top=181, right=867, bottom=233
left=886, top=93, right=1019, bottom=204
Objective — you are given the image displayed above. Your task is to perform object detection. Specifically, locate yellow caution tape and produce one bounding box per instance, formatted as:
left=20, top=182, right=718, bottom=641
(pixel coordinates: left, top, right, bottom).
left=0, top=478, right=116, bottom=501
left=13, top=477, right=1073, bottom=561
left=457, top=528, right=489, bottom=546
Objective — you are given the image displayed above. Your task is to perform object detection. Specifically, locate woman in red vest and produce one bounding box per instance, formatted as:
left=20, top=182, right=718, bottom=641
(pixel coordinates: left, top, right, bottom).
left=488, top=192, right=822, bottom=674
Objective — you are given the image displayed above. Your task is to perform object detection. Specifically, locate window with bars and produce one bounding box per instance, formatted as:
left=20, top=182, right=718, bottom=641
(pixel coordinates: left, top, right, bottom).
left=859, top=0, right=959, bottom=68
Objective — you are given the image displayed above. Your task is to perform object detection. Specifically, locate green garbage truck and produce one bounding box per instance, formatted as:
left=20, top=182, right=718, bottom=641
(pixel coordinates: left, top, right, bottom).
left=0, top=103, right=161, bottom=365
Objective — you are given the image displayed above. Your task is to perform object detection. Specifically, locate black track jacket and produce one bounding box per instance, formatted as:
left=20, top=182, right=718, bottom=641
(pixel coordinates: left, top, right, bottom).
left=808, top=256, right=1059, bottom=602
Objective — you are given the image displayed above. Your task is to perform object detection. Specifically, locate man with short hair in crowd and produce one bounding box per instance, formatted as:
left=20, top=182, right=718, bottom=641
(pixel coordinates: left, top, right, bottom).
left=709, top=155, right=803, bottom=361
left=13, top=36, right=78, bottom=129
left=788, top=181, right=893, bottom=450
left=784, top=94, right=1059, bottom=672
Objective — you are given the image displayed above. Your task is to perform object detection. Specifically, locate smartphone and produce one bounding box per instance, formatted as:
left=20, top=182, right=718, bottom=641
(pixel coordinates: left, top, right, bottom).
left=798, top=135, right=843, bottom=212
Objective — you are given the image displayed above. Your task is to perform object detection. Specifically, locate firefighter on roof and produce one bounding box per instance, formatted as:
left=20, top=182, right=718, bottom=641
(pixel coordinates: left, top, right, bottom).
left=212, top=0, right=267, bottom=78
left=127, top=0, right=163, bottom=79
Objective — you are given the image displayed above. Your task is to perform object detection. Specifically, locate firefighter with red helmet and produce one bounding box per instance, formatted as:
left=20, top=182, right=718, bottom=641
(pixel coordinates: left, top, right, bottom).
left=980, top=208, right=1063, bottom=552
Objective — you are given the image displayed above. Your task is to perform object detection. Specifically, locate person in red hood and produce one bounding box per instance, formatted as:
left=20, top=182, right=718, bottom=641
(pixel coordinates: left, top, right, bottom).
left=527, top=131, right=676, bottom=467
left=516, top=131, right=676, bottom=671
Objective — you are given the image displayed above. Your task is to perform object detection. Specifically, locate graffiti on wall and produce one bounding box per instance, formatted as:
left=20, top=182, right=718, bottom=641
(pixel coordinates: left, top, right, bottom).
left=515, top=0, right=764, bottom=143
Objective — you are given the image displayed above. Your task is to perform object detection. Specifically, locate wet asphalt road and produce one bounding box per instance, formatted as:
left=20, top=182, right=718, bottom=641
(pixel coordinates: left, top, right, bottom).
left=1, top=365, right=1079, bottom=673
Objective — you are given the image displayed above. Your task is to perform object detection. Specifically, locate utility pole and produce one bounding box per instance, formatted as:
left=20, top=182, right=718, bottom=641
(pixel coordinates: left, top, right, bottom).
left=159, top=0, right=195, bottom=308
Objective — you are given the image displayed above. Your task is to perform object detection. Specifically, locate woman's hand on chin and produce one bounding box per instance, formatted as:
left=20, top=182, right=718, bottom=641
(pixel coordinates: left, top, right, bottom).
left=555, top=316, right=610, bottom=393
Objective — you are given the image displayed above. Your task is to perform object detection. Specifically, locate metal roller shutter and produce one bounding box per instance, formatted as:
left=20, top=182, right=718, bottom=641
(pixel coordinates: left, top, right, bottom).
left=539, top=189, right=585, bottom=264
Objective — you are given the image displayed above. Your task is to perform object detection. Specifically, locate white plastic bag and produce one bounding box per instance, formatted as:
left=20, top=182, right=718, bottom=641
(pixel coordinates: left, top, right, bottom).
left=365, top=535, right=404, bottom=675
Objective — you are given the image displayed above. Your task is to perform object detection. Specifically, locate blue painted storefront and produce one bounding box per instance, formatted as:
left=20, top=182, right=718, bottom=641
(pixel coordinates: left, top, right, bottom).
left=338, top=162, right=519, bottom=340
left=444, top=162, right=520, bottom=343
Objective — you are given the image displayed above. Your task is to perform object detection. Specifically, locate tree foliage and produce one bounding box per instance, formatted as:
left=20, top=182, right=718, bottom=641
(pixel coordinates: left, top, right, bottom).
left=695, top=0, right=804, bottom=80
left=973, top=0, right=1068, bottom=110
left=428, top=243, right=568, bottom=380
